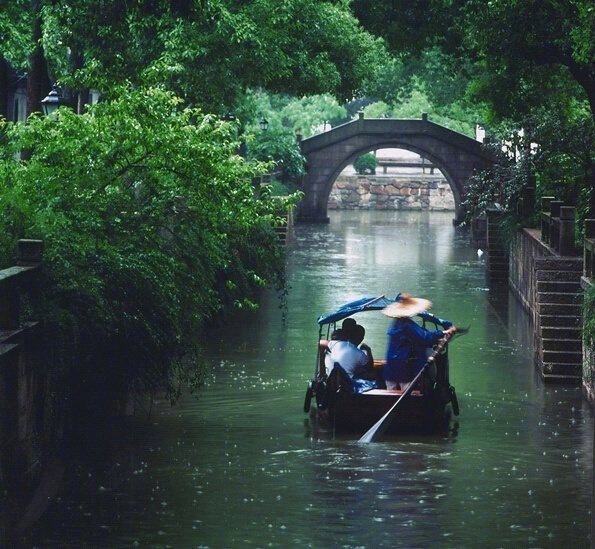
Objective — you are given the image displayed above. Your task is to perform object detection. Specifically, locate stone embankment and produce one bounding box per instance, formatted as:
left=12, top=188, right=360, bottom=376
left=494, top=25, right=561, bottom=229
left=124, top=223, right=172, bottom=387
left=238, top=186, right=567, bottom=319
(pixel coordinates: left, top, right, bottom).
left=328, top=174, right=454, bottom=211
left=486, top=196, right=595, bottom=391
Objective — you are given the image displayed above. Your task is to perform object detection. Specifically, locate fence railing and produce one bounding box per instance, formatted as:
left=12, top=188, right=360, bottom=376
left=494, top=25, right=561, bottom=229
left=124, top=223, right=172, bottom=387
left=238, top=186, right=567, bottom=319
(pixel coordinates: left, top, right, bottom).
left=540, top=197, right=578, bottom=256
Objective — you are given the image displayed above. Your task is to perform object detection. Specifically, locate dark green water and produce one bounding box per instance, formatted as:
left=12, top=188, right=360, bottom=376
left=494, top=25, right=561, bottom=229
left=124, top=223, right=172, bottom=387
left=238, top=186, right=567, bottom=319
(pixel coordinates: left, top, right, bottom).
left=32, top=211, right=592, bottom=547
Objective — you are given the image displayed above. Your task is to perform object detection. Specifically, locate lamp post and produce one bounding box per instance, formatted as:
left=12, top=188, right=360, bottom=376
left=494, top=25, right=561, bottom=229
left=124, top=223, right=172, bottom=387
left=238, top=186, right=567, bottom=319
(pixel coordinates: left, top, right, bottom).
left=40, top=84, right=69, bottom=116
left=259, top=117, right=269, bottom=131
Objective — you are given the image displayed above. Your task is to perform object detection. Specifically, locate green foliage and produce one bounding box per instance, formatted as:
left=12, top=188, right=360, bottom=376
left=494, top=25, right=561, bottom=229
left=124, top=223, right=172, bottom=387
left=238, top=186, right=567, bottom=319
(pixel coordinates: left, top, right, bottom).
left=353, top=153, right=377, bottom=175
left=0, top=86, right=299, bottom=397
left=235, top=89, right=351, bottom=188
left=0, top=1, right=33, bottom=72
left=3, top=0, right=390, bottom=114
left=363, top=82, right=477, bottom=137
left=463, top=108, right=594, bottom=239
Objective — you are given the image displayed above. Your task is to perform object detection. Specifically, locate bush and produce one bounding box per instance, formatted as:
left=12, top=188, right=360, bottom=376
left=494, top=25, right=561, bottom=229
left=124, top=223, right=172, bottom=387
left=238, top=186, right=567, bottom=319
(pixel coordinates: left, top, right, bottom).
left=0, top=86, right=300, bottom=402
left=353, top=152, right=377, bottom=175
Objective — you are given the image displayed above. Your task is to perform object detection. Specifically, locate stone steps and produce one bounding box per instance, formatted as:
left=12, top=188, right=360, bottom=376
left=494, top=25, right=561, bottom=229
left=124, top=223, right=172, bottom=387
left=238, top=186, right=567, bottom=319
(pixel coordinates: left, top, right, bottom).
left=541, top=326, right=581, bottom=339
left=541, top=338, right=582, bottom=352
left=537, top=280, right=582, bottom=293
left=537, top=291, right=582, bottom=304
left=540, top=315, right=580, bottom=327
left=535, top=259, right=584, bottom=381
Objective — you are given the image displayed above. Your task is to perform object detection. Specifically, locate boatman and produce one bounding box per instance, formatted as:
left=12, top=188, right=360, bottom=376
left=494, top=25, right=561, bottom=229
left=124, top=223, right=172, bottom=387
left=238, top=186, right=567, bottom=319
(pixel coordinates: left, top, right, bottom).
left=382, top=293, right=457, bottom=391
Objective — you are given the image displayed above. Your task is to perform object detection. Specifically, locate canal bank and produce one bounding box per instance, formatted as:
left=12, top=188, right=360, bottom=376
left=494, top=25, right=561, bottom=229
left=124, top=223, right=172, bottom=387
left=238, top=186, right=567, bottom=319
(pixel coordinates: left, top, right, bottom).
left=28, top=211, right=592, bottom=547
left=483, top=200, right=595, bottom=398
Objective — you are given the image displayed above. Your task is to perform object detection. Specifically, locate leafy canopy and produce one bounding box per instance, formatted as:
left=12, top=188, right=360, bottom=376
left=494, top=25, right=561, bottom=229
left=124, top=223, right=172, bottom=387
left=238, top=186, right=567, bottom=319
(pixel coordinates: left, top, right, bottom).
left=0, top=85, right=299, bottom=393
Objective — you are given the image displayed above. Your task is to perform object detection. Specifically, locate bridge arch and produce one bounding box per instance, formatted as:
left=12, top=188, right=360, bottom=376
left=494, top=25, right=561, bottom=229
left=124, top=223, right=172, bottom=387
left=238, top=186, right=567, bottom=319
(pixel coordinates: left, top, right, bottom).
left=297, top=114, right=495, bottom=224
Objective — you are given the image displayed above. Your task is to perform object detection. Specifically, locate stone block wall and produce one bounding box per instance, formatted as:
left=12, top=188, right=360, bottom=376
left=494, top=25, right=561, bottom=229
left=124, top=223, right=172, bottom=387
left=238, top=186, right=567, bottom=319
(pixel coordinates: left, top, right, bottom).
left=508, top=228, right=583, bottom=382
left=328, top=174, right=455, bottom=211
left=582, top=277, right=594, bottom=400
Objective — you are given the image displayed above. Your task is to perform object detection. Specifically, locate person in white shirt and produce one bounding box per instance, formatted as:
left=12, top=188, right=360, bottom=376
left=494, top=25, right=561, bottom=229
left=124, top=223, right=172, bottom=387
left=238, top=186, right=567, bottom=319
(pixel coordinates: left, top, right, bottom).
left=319, top=328, right=372, bottom=376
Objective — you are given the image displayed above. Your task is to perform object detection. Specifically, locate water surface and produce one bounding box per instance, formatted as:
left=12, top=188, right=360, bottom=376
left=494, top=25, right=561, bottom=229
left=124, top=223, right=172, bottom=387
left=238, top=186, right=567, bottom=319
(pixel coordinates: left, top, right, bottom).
left=32, top=211, right=592, bottom=547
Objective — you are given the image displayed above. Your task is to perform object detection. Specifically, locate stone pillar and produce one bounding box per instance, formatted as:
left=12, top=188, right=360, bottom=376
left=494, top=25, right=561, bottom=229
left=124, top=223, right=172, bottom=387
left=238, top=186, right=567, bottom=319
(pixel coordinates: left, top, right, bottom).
left=540, top=196, right=555, bottom=245
left=485, top=207, right=509, bottom=284
left=558, top=206, right=576, bottom=256
left=584, top=219, right=595, bottom=280
left=16, top=239, right=43, bottom=267
left=518, top=186, right=536, bottom=226
left=549, top=200, right=564, bottom=252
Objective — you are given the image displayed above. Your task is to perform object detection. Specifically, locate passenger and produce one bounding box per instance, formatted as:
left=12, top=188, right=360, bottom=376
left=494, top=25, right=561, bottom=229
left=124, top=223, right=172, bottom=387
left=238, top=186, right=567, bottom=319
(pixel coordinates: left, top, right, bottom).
left=382, top=293, right=457, bottom=391
left=341, top=317, right=357, bottom=340
left=348, top=324, right=378, bottom=381
left=319, top=328, right=372, bottom=377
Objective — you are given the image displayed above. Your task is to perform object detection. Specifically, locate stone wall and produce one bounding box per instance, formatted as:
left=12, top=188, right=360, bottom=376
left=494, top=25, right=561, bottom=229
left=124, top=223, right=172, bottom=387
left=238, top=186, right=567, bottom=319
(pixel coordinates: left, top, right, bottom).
left=507, top=228, right=583, bottom=382
left=582, top=277, right=594, bottom=400
left=328, top=174, right=455, bottom=211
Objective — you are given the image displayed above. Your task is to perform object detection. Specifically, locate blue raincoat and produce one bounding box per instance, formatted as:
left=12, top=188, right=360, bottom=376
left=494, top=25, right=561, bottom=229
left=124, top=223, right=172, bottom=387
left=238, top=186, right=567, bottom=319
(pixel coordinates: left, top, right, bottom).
left=384, top=317, right=449, bottom=383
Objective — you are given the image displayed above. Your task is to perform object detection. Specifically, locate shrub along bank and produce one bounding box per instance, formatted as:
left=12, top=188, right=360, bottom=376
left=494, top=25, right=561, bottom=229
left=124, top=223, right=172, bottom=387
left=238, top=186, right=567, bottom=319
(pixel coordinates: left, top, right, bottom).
left=0, top=86, right=299, bottom=426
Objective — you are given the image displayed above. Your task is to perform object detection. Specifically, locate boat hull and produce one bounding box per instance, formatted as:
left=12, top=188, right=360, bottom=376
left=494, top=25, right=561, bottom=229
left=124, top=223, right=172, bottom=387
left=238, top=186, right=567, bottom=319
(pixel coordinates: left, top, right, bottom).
left=315, top=388, right=452, bottom=435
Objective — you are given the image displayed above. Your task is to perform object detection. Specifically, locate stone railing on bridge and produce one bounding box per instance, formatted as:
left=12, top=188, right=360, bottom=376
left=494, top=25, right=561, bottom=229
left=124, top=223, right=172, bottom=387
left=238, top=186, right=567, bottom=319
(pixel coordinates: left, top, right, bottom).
left=376, top=157, right=435, bottom=175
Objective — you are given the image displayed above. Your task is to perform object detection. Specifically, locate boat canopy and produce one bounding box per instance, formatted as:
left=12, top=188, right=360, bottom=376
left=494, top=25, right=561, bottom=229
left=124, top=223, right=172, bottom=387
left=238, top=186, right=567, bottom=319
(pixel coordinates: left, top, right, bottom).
left=317, top=295, right=397, bottom=325
left=317, top=294, right=454, bottom=328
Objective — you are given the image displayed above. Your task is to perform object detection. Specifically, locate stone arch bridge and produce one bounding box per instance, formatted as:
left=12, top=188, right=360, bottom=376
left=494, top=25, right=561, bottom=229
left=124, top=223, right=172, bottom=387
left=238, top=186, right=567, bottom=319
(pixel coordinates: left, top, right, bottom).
left=297, top=113, right=495, bottom=224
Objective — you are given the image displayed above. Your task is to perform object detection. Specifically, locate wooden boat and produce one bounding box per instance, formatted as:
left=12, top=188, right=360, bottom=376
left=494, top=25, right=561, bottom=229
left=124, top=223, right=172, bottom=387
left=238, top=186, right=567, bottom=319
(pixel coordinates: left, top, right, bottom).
left=303, top=295, right=459, bottom=435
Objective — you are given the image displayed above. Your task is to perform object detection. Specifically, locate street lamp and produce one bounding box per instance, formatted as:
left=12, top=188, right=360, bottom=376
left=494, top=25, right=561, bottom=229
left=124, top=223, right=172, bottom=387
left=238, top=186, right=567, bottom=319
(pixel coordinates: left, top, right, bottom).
left=259, top=117, right=269, bottom=131
left=40, top=84, right=69, bottom=116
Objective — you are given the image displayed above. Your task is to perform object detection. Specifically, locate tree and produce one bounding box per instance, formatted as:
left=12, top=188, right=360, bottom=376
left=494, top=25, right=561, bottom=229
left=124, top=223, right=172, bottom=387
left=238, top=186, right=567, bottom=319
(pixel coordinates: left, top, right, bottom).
left=352, top=0, right=595, bottom=216
left=0, top=86, right=299, bottom=402
left=0, top=0, right=390, bottom=114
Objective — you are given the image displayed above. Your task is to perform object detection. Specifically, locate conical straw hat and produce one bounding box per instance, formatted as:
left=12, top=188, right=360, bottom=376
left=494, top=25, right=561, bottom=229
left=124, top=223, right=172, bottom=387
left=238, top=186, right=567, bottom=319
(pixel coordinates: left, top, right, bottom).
left=382, top=293, right=431, bottom=318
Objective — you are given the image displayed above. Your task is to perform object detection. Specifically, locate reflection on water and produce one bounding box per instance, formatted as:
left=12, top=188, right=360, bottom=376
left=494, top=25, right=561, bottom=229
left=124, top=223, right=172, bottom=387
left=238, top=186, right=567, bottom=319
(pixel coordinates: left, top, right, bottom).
left=31, top=211, right=592, bottom=547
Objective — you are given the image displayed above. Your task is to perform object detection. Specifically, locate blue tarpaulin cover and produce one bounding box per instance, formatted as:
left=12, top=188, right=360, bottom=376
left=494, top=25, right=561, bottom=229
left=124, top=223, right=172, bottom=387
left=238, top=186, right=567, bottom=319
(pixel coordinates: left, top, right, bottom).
left=317, top=294, right=453, bottom=328
left=317, top=295, right=397, bottom=325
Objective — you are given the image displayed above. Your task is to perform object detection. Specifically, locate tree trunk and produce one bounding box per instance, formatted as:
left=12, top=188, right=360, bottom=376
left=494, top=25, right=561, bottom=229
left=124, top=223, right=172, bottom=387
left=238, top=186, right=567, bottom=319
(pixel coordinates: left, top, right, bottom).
left=0, top=55, right=8, bottom=120
left=26, top=0, right=51, bottom=118
left=68, top=48, right=87, bottom=114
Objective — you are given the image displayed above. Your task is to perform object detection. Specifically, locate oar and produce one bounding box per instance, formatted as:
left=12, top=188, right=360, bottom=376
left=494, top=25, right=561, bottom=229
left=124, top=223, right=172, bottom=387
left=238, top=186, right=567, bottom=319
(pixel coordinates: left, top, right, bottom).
left=358, top=332, right=454, bottom=443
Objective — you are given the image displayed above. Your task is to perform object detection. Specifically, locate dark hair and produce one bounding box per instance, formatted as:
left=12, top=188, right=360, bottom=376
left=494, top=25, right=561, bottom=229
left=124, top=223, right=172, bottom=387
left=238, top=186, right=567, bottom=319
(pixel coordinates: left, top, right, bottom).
left=342, top=318, right=356, bottom=332
left=349, top=324, right=365, bottom=346
left=330, top=328, right=348, bottom=341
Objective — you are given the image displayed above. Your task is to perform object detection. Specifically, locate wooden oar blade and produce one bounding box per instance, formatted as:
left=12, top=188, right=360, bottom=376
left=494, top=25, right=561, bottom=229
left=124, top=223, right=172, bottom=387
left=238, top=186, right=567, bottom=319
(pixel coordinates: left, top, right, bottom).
left=359, top=412, right=391, bottom=443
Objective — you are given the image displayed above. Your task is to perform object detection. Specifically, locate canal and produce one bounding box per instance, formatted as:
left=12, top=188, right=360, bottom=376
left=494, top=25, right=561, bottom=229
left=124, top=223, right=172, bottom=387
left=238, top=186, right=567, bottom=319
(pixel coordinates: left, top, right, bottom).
left=32, top=211, right=592, bottom=547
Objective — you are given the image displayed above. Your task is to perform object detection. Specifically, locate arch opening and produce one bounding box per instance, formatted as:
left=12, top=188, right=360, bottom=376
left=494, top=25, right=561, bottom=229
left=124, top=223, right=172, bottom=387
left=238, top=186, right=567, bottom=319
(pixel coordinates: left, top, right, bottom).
left=325, top=145, right=459, bottom=214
